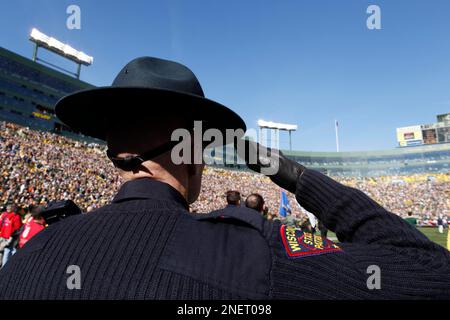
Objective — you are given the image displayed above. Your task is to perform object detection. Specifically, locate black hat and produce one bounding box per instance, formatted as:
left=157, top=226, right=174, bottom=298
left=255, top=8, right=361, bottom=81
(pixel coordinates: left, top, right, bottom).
left=55, top=57, right=246, bottom=141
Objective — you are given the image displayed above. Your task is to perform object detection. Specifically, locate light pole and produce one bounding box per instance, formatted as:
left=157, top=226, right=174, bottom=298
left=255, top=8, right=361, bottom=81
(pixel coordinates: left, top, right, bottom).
left=335, top=120, right=340, bottom=152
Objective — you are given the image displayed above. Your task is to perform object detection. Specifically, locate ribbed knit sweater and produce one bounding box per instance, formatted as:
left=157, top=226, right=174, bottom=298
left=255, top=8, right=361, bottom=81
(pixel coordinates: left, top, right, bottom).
left=0, top=169, right=448, bottom=299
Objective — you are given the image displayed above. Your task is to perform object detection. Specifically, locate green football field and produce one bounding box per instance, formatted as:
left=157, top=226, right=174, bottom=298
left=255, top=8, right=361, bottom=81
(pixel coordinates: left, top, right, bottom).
left=417, top=227, right=449, bottom=249
left=325, top=227, right=449, bottom=250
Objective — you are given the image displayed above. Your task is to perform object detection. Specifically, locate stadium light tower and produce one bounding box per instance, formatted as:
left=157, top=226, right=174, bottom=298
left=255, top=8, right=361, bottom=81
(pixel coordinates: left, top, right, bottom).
left=257, top=119, right=298, bottom=151
left=29, top=28, right=93, bottom=79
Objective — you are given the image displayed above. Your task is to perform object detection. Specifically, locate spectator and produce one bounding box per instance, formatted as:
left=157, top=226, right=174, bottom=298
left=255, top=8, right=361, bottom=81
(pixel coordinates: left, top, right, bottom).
left=225, top=190, right=241, bottom=207
left=245, top=193, right=265, bottom=214
left=437, top=215, right=444, bottom=234
left=404, top=211, right=418, bottom=227
left=0, top=204, right=22, bottom=267
left=18, top=205, right=46, bottom=248
left=0, top=204, right=15, bottom=262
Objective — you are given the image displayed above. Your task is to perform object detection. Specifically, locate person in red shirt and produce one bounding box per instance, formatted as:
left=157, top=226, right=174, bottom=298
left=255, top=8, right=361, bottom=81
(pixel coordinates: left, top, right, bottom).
left=1, top=204, right=23, bottom=267
left=0, top=204, right=15, bottom=239
left=19, top=206, right=46, bottom=249
left=0, top=204, right=14, bottom=263
left=1, top=209, right=22, bottom=240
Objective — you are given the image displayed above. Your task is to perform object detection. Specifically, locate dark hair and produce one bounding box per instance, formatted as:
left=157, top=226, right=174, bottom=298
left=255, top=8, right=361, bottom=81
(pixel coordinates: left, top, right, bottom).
left=407, top=211, right=413, bottom=216
left=245, top=193, right=265, bottom=213
left=30, top=205, right=45, bottom=219
left=226, top=190, right=241, bottom=205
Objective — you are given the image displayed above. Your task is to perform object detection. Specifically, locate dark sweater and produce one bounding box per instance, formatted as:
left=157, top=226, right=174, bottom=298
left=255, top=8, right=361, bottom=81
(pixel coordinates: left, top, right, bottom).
left=0, top=169, right=448, bottom=299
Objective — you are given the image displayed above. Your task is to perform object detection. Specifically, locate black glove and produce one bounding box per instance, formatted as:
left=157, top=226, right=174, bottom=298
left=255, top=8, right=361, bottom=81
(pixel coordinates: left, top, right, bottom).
left=235, top=139, right=305, bottom=194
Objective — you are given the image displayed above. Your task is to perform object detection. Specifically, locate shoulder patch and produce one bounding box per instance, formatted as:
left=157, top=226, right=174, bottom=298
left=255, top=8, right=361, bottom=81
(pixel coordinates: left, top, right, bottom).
left=280, top=224, right=342, bottom=258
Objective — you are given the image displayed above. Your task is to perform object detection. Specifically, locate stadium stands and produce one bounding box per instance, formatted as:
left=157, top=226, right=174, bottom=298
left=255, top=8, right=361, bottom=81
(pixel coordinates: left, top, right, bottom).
left=206, top=142, right=450, bottom=177
left=1, top=122, right=448, bottom=226
left=0, top=46, right=94, bottom=134
left=283, top=144, right=450, bottom=176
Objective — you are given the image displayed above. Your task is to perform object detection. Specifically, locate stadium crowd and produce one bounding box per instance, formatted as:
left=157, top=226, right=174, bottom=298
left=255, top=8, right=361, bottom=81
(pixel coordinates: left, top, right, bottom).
left=1, top=121, right=449, bottom=224
left=0, top=121, right=120, bottom=212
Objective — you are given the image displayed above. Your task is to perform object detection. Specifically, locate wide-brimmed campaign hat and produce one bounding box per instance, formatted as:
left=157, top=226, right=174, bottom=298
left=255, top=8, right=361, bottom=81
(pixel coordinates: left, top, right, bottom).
left=55, top=57, right=246, bottom=141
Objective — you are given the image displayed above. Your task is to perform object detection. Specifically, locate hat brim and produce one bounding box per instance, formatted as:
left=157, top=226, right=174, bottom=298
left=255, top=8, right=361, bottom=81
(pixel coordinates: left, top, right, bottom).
left=55, top=87, right=247, bottom=141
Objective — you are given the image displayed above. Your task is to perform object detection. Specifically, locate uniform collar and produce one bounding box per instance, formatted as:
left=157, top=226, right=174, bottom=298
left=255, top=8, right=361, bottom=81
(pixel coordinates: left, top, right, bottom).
left=193, top=205, right=265, bottom=232
left=112, top=178, right=189, bottom=210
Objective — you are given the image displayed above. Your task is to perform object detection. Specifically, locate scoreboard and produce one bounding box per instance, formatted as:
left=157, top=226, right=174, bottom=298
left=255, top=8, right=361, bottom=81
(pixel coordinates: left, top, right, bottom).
left=397, top=113, right=450, bottom=147
left=396, top=125, right=423, bottom=147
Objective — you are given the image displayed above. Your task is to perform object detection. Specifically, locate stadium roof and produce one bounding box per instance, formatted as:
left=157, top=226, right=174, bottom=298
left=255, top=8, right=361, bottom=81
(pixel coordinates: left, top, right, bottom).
left=282, top=142, right=450, bottom=158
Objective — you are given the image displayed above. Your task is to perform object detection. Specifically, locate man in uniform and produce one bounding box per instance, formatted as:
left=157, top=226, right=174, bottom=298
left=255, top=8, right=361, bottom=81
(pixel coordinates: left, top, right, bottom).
left=0, top=57, right=449, bottom=299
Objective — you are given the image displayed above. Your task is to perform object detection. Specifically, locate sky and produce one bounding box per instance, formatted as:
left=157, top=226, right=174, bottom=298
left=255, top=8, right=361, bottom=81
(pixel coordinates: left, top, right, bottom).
left=1, top=0, right=449, bottom=152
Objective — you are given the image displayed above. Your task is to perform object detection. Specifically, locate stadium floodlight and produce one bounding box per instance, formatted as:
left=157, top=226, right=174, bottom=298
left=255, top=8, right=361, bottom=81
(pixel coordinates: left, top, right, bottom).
left=257, top=119, right=298, bottom=131
left=29, top=28, right=93, bottom=78
left=30, top=28, right=49, bottom=43
left=76, top=51, right=94, bottom=65
left=63, top=45, right=78, bottom=57
left=257, top=119, right=298, bottom=151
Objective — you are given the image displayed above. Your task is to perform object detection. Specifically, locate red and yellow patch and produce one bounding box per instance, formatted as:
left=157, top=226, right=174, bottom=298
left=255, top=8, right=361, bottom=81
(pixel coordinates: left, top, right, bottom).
left=280, top=225, right=342, bottom=258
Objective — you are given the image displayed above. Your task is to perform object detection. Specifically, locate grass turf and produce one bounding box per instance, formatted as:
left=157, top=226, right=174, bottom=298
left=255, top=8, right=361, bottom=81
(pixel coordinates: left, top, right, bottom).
left=324, top=227, right=449, bottom=250
left=417, top=227, right=448, bottom=249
